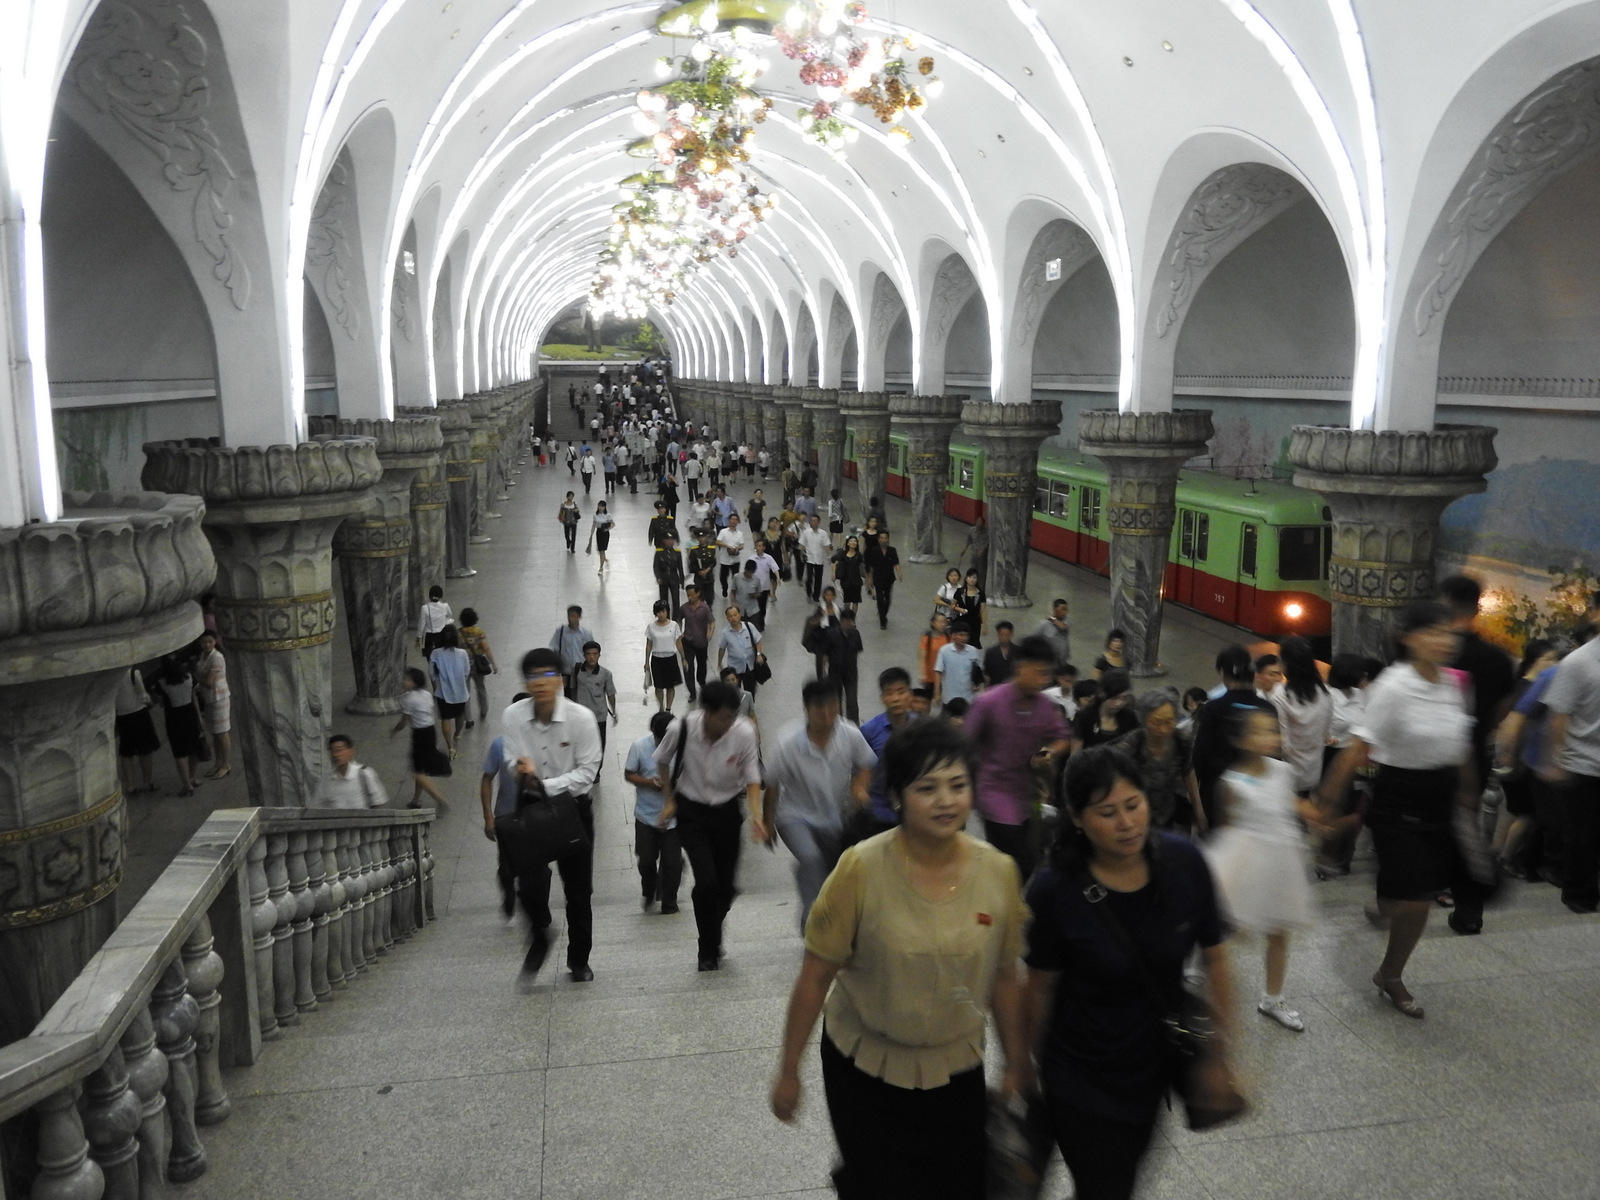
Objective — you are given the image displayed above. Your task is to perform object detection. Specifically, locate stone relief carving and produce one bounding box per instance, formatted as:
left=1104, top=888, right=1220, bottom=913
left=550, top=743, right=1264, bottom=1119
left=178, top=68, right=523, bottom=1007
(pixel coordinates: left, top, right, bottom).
left=867, top=275, right=907, bottom=355
left=1413, top=58, right=1600, bottom=336
left=307, top=154, right=359, bottom=340
left=1014, top=222, right=1097, bottom=348
left=826, top=293, right=854, bottom=364
left=1154, top=164, right=1302, bottom=338
left=927, top=256, right=978, bottom=348
left=392, top=257, right=416, bottom=343
left=70, top=0, right=251, bottom=311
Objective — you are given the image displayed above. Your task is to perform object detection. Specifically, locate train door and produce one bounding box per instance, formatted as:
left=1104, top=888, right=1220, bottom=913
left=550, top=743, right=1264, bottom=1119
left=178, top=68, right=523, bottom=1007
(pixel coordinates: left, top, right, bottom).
left=1238, top=522, right=1260, bottom=628
left=1174, top=508, right=1207, bottom=607
left=1078, top=484, right=1107, bottom=573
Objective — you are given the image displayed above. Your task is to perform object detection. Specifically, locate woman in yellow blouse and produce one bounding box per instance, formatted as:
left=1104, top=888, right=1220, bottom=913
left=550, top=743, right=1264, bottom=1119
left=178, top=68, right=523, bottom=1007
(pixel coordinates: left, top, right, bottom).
left=769, top=719, right=1031, bottom=1199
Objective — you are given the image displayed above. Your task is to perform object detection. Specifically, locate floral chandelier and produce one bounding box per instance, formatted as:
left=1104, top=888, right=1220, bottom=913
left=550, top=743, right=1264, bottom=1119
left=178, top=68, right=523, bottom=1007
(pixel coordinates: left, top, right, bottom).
left=588, top=0, right=937, bottom=320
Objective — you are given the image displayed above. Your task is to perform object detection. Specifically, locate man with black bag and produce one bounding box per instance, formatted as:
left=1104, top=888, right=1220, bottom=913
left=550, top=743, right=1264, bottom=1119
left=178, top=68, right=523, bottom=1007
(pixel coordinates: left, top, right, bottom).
left=496, top=648, right=604, bottom=981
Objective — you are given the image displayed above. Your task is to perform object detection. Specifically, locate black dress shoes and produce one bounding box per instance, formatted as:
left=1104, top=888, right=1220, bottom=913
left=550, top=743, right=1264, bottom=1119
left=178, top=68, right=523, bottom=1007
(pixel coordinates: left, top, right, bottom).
left=569, top=966, right=594, bottom=982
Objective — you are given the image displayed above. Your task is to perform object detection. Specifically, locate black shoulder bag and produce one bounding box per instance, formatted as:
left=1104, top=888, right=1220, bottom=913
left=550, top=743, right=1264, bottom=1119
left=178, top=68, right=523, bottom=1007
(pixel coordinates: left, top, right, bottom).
left=495, top=745, right=593, bottom=869
left=1072, top=854, right=1248, bottom=1132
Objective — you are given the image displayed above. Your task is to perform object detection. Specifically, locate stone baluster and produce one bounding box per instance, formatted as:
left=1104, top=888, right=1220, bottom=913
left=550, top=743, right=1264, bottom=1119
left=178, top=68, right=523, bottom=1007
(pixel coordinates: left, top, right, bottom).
left=804, top=389, right=845, bottom=502
left=180, top=915, right=230, bottom=1125
left=356, top=828, right=378, bottom=965
left=1079, top=410, right=1216, bottom=676
left=961, top=401, right=1063, bottom=607
left=306, top=829, right=335, bottom=999
left=323, top=828, right=349, bottom=987
left=419, top=822, right=437, bottom=924
left=285, top=832, right=316, bottom=1013
left=384, top=826, right=407, bottom=942
left=149, top=959, right=205, bottom=1182
left=437, top=401, right=477, bottom=577
left=117, top=1010, right=168, bottom=1200
left=244, top=836, right=278, bottom=1041
left=371, top=826, right=395, bottom=953
left=890, top=395, right=967, bottom=563
left=393, top=826, right=417, bottom=939
left=1289, top=423, right=1499, bottom=658
left=315, top=416, right=443, bottom=714
left=0, top=492, right=210, bottom=1047
left=332, top=828, right=361, bottom=977
left=30, top=1085, right=103, bottom=1200
left=82, top=1049, right=141, bottom=1200
left=840, top=391, right=891, bottom=519
left=395, top=407, right=450, bottom=612
left=141, top=440, right=377, bottom=806
left=263, top=832, right=298, bottom=1029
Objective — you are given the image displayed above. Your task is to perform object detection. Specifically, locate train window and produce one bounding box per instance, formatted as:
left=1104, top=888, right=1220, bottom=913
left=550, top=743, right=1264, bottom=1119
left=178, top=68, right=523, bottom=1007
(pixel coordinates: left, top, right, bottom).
left=959, top=459, right=975, bottom=490
left=844, top=432, right=854, bottom=459
left=1079, top=485, right=1101, bottom=531
left=1279, top=526, right=1327, bottom=581
left=949, top=457, right=959, bottom=487
left=1240, top=524, right=1258, bottom=577
left=1050, top=482, right=1070, bottom=519
left=1179, top=510, right=1210, bottom=561
left=1034, top=477, right=1050, bottom=514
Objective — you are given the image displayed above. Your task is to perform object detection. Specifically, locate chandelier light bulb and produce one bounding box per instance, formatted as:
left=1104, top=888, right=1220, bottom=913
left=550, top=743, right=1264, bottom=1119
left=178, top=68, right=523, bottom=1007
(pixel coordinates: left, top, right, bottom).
left=655, top=55, right=674, bottom=78
left=923, top=76, right=944, bottom=98
left=690, top=41, right=713, bottom=62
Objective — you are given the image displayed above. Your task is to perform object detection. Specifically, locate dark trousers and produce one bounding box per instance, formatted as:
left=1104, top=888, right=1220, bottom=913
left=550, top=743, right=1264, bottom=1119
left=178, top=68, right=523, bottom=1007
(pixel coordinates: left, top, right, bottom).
left=719, top=562, right=737, bottom=596
left=1562, top=773, right=1600, bottom=908
left=984, top=817, right=1037, bottom=882
left=563, top=523, right=577, bottom=551
left=604, top=471, right=617, bottom=493
left=820, top=1031, right=986, bottom=1200
left=516, top=797, right=594, bottom=970
left=628, top=467, right=638, bottom=493
left=804, top=563, right=824, bottom=601
left=688, top=479, right=701, bottom=500
left=657, top=581, right=680, bottom=613
left=1047, top=1097, right=1159, bottom=1200
left=582, top=473, right=594, bottom=494
left=676, top=796, right=744, bottom=959
left=753, top=591, right=770, bottom=630
left=875, top=583, right=893, bottom=627
left=634, top=820, right=683, bottom=906
left=683, top=641, right=708, bottom=697
left=835, top=664, right=860, bottom=722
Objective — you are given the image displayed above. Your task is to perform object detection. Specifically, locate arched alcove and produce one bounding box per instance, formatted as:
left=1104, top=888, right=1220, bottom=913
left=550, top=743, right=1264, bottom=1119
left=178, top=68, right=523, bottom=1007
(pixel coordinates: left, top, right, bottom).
left=944, top=292, right=991, bottom=389
left=303, top=277, right=337, bottom=415
left=885, top=311, right=913, bottom=385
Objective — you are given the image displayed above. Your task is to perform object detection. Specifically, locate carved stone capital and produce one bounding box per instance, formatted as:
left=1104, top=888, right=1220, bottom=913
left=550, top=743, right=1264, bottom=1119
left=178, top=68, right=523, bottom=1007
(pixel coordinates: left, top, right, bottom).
left=1077, top=409, right=1215, bottom=461
left=889, top=393, right=967, bottom=429
left=141, top=438, right=381, bottom=515
left=838, top=390, right=891, bottom=420
left=309, top=415, right=443, bottom=457
left=1288, top=424, right=1499, bottom=495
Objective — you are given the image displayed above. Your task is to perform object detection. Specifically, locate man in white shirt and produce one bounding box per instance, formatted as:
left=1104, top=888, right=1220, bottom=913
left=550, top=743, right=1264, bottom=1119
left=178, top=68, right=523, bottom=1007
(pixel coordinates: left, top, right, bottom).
left=765, top=678, right=876, bottom=928
left=655, top=682, right=765, bottom=970
left=316, top=734, right=390, bottom=809
left=716, top=514, right=750, bottom=598
left=797, top=514, right=832, bottom=602
left=500, top=648, right=604, bottom=981
left=684, top=453, right=703, bottom=500
left=934, top=622, right=983, bottom=708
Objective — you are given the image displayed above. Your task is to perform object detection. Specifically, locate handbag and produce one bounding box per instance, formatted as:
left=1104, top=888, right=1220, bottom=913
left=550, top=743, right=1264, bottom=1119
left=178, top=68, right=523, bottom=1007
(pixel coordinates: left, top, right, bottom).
left=746, top=626, right=772, bottom=684
left=1073, top=859, right=1248, bottom=1132
left=473, top=653, right=493, bottom=677
left=497, top=782, right=590, bottom=868
left=985, top=1091, right=1053, bottom=1200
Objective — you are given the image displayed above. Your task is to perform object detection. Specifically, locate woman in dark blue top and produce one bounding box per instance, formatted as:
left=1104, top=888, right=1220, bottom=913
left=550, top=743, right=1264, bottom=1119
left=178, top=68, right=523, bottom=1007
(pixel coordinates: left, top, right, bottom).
left=1023, top=745, right=1238, bottom=1200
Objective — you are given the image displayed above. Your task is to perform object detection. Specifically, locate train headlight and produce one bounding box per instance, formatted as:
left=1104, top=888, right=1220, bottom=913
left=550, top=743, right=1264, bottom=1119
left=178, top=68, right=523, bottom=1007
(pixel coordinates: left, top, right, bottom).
left=1283, top=602, right=1304, bottom=620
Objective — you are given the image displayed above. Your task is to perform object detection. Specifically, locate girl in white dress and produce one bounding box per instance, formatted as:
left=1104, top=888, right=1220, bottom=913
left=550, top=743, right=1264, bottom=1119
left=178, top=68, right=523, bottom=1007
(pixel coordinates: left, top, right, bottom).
left=1205, top=705, right=1324, bottom=1032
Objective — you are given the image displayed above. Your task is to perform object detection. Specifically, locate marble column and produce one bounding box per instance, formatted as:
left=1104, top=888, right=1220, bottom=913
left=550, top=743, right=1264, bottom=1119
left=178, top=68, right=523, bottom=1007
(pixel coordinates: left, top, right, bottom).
left=779, top=393, right=814, bottom=477
left=764, top=387, right=791, bottom=461
left=395, top=408, right=448, bottom=611
left=314, top=417, right=444, bottom=715
left=744, top=387, right=770, bottom=453
left=438, top=401, right=476, bottom=578
left=468, top=394, right=498, bottom=539
left=804, top=389, right=845, bottom=501
left=961, top=400, right=1061, bottom=608
left=720, top=383, right=742, bottom=447
left=840, top=390, right=891, bottom=518
left=889, top=394, right=966, bottom=563
left=143, top=438, right=378, bottom=804
left=0, top=492, right=212, bottom=1046
left=1078, top=410, right=1215, bottom=677
left=1290, top=424, right=1498, bottom=660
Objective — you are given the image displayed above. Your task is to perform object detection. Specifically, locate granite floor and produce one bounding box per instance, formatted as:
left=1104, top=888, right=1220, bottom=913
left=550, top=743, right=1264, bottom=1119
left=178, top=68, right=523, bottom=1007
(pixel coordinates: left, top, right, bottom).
left=135, top=409, right=1600, bottom=1199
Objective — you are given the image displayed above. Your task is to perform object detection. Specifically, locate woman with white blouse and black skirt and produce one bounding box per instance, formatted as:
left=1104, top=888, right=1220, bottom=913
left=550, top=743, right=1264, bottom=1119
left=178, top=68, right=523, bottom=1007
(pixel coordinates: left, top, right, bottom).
left=645, top=601, right=685, bottom=712
left=1319, top=600, right=1474, bottom=1019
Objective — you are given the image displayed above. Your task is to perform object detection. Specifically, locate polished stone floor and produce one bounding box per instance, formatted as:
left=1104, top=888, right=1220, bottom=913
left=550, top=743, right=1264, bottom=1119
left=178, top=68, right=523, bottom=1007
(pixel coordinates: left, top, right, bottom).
left=128, top=410, right=1600, bottom=1199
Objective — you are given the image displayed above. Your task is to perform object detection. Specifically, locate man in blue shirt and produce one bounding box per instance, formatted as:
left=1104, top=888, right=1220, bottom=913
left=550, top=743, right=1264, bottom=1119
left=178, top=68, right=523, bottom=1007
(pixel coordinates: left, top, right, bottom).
left=478, top=696, right=532, bottom=919
left=626, top=711, right=681, bottom=913
left=547, top=605, right=593, bottom=698
left=934, top=622, right=983, bottom=709
left=853, top=667, right=918, bottom=844
left=711, top=487, right=737, bottom=531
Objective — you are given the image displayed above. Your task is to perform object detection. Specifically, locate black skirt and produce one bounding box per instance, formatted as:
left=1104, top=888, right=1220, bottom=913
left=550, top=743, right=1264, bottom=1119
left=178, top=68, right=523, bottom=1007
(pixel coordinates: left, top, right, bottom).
left=116, top=709, right=162, bottom=758
left=163, top=702, right=204, bottom=760
left=650, top=655, right=683, bottom=688
left=410, top=725, right=453, bottom=777
left=1368, top=764, right=1461, bottom=900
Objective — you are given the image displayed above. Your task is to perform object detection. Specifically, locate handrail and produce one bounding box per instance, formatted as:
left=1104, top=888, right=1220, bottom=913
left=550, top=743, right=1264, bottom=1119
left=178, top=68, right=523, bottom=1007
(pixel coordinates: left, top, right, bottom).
left=0, top=804, right=437, bottom=1195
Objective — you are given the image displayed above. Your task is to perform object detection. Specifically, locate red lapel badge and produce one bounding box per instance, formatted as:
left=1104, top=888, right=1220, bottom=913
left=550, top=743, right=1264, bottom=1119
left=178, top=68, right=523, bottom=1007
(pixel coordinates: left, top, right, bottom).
left=976, top=912, right=993, bottom=926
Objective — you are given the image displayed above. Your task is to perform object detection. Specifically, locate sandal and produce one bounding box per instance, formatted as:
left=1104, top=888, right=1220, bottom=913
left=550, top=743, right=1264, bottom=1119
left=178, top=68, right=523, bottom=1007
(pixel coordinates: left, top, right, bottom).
left=179, top=786, right=196, bottom=798
left=1372, top=973, right=1425, bottom=1019
left=207, top=766, right=231, bottom=779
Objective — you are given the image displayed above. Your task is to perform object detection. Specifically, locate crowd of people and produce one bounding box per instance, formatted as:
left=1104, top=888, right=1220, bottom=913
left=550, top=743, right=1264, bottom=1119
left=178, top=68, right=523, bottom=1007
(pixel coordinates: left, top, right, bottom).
left=121, top=370, right=1600, bottom=1200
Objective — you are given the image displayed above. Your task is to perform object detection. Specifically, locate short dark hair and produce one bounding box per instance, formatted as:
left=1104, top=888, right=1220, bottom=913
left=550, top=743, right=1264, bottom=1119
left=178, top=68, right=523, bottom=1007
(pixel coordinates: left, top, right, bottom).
left=1016, top=635, right=1057, bottom=666
left=1254, top=653, right=1280, bottom=673
left=1106, top=628, right=1126, bottom=645
left=327, top=733, right=353, bottom=750
left=567, top=605, right=583, bottom=617
left=878, top=666, right=912, bottom=691
left=403, top=667, right=429, bottom=690
left=1072, top=679, right=1101, bottom=702
left=1327, top=652, right=1371, bottom=692
left=719, top=667, right=741, bottom=682
left=429, top=585, right=444, bottom=600
left=460, top=607, right=478, bottom=627
left=438, top=624, right=460, bottom=649
left=1057, top=661, right=1079, bottom=678
left=521, top=647, right=562, bottom=677
left=942, top=697, right=970, bottom=719
left=996, top=620, right=1014, bottom=633
left=1215, top=644, right=1253, bottom=682
left=1059, top=745, right=1145, bottom=822
left=883, top=718, right=973, bottom=806
left=949, top=620, right=971, bottom=637
left=699, top=681, right=742, bottom=714
left=1437, top=573, right=1482, bottom=615
left=802, top=677, right=843, bottom=708
left=1394, top=599, right=1452, bottom=659
left=582, top=640, right=601, bottom=653
left=1052, top=597, right=1069, bottom=608
left=649, top=710, right=674, bottom=740
left=1099, top=668, right=1132, bottom=699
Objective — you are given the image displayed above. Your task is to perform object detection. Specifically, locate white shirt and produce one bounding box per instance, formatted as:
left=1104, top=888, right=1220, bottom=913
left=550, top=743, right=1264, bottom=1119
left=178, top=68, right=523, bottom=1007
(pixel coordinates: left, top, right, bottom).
left=1352, top=662, right=1471, bottom=770
left=654, top=711, right=761, bottom=804
left=716, top=525, right=750, bottom=567
left=646, top=621, right=682, bottom=656
left=1269, top=685, right=1334, bottom=792
left=400, top=689, right=436, bottom=729
left=1543, top=637, right=1600, bottom=775
left=317, top=760, right=389, bottom=809
left=798, top=525, right=831, bottom=563
left=418, top=600, right=453, bottom=637
left=767, top=719, right=878, bottom=828
left=500, top=696, right=603, bottom=799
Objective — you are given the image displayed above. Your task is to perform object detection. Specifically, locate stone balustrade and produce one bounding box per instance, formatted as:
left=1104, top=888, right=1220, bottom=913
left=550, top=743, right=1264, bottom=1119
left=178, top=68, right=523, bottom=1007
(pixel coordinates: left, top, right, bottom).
left=0, top=805, right=436, bottom=1197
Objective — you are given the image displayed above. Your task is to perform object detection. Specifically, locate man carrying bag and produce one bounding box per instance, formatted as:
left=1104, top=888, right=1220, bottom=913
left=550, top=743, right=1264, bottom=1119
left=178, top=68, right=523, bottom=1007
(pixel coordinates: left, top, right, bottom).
left=495, top=648, right=603, bottom=981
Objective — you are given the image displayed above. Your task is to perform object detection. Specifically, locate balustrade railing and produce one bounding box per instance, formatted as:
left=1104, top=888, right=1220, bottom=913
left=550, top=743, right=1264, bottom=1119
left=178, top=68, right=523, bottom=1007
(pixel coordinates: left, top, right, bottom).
left=0, top=806, right=436, bottom=1199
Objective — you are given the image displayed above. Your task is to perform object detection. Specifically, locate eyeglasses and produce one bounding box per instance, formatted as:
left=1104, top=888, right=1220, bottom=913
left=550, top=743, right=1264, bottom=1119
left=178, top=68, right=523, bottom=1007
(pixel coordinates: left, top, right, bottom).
left=526, top=671, right=562, bottom=681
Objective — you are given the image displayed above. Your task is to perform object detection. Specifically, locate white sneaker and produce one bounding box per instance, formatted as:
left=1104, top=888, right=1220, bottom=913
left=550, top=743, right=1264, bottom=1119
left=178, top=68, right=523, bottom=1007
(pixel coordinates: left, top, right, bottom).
left=1258, top=998, right=1306, bottom=1032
